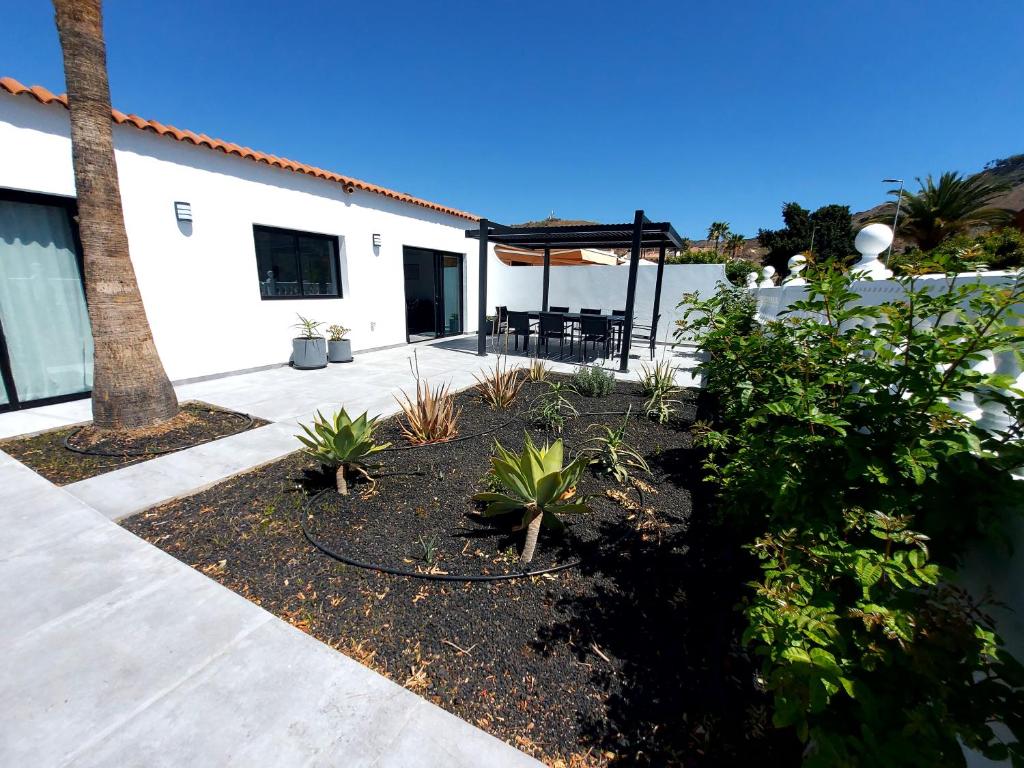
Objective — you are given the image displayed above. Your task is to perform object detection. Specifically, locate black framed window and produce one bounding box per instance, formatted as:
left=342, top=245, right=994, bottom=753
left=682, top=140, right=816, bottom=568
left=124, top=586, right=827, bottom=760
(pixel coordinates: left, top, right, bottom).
left=254, top=225, right=341, bottom=299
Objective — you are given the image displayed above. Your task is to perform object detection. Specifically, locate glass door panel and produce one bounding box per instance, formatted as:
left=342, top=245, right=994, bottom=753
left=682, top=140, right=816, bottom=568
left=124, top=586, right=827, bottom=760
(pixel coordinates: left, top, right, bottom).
left=403, top=247, right=438, bottom=342
left=440, top=254, right=462, bottom=335
left=0, top=198, right=92, bottom=405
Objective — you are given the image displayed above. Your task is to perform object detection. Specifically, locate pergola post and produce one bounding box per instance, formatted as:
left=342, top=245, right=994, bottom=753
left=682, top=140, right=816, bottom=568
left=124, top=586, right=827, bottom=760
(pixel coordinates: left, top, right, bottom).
left=542, top=246, right=551, bottom=311
left=650, top=242, right=667, bottom=349
left=476, top=218, right=489, bottom=356
left=619, top=209, right=644, bottom=372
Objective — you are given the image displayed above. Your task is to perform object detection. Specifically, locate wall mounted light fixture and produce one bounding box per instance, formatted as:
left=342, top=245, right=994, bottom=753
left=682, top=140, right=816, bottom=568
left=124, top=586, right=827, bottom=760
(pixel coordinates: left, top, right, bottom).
left=372, top=233, right=381, bottom=248
left=174, top=201, right=192, bottom=222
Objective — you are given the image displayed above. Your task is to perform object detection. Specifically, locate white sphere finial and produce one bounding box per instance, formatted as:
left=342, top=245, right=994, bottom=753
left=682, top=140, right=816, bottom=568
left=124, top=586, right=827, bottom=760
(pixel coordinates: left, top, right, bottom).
left=745, top=271, right=759, bottom=290
left=784, top=254, right=807, bottom=286
left=759, top=265, right=776, bottom=288
left=851, top=224, right=894, bottom=279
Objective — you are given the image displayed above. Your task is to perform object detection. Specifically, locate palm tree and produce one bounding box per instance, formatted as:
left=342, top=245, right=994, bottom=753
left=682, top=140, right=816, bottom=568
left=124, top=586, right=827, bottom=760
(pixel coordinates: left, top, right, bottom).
left=726, top=232, right=746, bottom=259
left=882, top=172, right=1011, bottom=251
left=707, top=221, right=730, bottom=253
left=53, top=0, right=178, bottom=430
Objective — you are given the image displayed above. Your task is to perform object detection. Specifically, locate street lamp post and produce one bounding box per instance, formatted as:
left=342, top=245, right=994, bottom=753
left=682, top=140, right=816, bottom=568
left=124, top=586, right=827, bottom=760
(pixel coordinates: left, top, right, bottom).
left=882, top=178, right=904, bottom=263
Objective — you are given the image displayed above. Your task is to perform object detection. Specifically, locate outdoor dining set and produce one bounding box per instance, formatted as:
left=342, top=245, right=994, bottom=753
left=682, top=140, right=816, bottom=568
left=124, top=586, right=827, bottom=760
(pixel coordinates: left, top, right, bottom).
left=492, top=306, right=659, bottom=361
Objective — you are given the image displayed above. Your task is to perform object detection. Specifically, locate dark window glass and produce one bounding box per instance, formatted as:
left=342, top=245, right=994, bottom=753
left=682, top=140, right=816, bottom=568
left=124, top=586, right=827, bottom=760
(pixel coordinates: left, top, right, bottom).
left=253, top=225, right=340, bottom=299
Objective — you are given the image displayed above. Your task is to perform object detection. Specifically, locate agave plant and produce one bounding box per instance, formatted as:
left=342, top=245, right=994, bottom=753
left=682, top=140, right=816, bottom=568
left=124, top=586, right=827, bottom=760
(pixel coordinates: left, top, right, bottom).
left=583, top=408, right=651, bottom=484
left=473, top=434, right=590, bottom=565
left=473, top=357, right=525, bottom=409
left=396, top=352, right=461, bottom=443
left=639, top=360, right=677, bottom=396
left=297, top=408, right=391, bottom=494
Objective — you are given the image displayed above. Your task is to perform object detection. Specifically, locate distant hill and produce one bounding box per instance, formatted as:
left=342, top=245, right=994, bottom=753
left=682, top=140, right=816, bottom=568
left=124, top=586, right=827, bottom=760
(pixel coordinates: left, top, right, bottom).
left=512, top=216, right=598, bottom=228
left=853, top=153, right=1024, bottom=229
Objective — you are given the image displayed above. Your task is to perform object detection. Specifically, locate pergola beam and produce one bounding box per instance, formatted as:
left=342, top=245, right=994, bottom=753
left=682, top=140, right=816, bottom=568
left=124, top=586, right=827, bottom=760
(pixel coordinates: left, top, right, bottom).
left=542, top=247, right=551, bottom=311
left=476, top=218, right=489, bottom=356
left=619, top=209, right=645, bottom=372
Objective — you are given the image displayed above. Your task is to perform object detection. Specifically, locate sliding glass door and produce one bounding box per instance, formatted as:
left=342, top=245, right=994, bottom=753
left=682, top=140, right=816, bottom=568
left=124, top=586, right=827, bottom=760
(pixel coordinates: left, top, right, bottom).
left=0, top=190, right=92, bottom=411
left=402, top=247, right=463, bottom=343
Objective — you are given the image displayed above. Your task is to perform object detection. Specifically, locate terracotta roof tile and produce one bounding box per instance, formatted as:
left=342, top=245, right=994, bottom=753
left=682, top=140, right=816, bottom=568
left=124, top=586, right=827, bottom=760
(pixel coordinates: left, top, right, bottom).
left=0, top=76, right=479, bottom=222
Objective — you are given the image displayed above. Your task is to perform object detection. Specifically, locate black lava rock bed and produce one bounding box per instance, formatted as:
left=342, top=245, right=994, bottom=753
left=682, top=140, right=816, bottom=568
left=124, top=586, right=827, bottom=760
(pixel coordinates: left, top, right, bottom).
left=1, top=401, right=266, bottom=485
left=123, top=376, right=799, bottom=767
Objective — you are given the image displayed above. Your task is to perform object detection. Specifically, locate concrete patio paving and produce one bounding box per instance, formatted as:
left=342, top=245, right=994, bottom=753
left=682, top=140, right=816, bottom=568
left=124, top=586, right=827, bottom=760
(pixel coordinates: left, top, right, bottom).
left=0, top=336, right=700, bottom=767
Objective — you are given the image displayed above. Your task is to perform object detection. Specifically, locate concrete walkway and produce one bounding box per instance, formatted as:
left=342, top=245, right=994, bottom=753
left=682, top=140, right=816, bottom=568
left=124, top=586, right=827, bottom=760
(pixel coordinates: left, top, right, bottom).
left=0, top=337, right=700, bottom=766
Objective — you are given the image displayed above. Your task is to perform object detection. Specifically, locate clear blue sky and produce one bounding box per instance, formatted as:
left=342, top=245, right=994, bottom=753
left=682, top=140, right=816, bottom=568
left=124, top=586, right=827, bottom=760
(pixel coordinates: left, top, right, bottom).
left=2, top=1, right=1022, bottom=238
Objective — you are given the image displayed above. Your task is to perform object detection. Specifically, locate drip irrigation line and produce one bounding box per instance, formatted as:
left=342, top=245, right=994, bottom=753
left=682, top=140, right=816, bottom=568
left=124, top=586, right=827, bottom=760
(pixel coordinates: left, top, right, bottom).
left=299, top=489, right=584, bottom=582
left=63, top=407, right=254, bottom=458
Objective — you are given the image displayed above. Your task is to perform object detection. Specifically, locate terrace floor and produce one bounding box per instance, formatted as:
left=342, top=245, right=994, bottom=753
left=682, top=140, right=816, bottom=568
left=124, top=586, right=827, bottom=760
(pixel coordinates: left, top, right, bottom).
left=0, top=336, right=700, bottom=767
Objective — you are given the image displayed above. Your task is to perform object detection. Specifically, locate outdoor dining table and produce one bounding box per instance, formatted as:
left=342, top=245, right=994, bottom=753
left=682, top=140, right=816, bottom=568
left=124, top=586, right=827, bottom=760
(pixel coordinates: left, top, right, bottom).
left=523, top=311, right=625, bottom=355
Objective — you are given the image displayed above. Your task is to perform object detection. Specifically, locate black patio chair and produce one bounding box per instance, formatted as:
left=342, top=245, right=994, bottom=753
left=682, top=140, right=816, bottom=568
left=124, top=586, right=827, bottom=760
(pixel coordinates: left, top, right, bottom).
left=579, top=314, right=612, bottom=360
left=611, top=309, right=626, bottom=347
left=507, top=310, right=533, bottom=352
left=580, top=307, right=602, bottom=315
left=629, top=313, right=660, bottom=360
left=549, top=305, right=569, bottom=313
left=539, top=312, right=573, bottom=358
left=494, top=305, right=508, bottom=335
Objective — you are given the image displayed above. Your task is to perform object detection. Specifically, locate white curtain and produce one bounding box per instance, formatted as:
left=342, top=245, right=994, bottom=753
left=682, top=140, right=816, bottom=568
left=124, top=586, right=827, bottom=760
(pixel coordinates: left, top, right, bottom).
left=0, top=200, right=93, bottom=403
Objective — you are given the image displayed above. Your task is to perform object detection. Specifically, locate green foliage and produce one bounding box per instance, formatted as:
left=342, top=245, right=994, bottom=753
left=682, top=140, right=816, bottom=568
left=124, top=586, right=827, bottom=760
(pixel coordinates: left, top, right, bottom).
left=680, top=270, right=1024, bottom=764
left=757, top=202, right=855, bottom=276
left=292, top=314, right=323, bottom=339
left=879, top=172, right=1012, bottom=251
left=639, top=360, right=683, bottom=424
left=639, top=360, right=677, bottom=396
left=664, top=249, right=756, bottom=286
left=530, top=381, right=578, bottom=433
left=415, top=534, right=439, bottom=565
left=583, top=408, right=651, bottom=484
left=570, top=365, right=616, bottom=397
left=893, top=227, right=1024, bottom=275
left=473, top=434, right=590, bottom=563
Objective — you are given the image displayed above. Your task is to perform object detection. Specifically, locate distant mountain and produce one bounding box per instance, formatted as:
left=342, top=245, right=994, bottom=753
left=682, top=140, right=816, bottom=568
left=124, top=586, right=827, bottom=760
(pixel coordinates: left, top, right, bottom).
left=512, top=216, right=599, bottom=228
left=853, top=153, right=1024, bottom=229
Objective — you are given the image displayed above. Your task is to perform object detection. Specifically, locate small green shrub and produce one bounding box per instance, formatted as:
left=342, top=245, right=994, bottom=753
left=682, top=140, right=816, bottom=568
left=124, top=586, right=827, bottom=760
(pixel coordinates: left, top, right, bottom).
left=583, top=409, right=650, bottom=484
left=473, top=434, right=590, bottom=565
left=296, top=408, right=390, bottom=494
left=570, top=365, right=616, bottom=397
left=530, top=381, right=578, bottom=433
left=293, top=314, right=323, bottom=339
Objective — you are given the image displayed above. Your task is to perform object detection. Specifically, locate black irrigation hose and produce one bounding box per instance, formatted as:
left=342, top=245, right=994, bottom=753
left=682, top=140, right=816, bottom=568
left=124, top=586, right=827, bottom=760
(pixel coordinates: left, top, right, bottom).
left=62, top=407, right=255, bottom=459
left=299, top=488, right=584, bottom=582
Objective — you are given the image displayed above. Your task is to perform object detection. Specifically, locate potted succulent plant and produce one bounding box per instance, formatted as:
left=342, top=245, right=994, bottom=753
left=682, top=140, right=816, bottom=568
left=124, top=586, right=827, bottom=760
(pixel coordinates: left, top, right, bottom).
left=327, top=323, right=353, bottom=363
left=291, top=314, right=327, bottom=369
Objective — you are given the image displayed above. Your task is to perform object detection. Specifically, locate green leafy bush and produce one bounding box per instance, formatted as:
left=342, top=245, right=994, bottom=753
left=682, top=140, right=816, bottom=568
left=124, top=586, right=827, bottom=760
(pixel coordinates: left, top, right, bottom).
left=473, top=434, right=590, bottom=564
left=893, top=228, right=1024, bottom=275
left=679, top=269, right=1024, bottom=765
left=666, top=249, right=757, bottom=286
left=570, top=365, right=616, bottom=397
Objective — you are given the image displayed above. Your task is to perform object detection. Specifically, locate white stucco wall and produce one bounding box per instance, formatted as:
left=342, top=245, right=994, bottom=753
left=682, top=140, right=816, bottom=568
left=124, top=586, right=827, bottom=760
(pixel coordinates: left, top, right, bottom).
left=486, top=256, right=729, bottom=345
left=0, top=94, right=480, bottom=381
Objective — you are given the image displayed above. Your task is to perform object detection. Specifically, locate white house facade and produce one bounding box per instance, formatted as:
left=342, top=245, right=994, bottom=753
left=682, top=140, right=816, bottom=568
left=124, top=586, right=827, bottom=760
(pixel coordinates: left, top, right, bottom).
left=0, top=78, right=482, bottom=410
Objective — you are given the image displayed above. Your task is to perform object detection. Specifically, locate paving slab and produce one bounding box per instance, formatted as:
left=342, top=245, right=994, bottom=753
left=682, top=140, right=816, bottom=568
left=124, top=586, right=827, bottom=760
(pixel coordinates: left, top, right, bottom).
left=0, top=437, right=541, bottom=768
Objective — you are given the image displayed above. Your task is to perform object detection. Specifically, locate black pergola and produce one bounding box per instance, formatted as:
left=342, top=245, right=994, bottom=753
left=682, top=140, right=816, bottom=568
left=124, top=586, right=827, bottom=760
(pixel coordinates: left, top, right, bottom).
left=466, top=210, right=685, bottom=371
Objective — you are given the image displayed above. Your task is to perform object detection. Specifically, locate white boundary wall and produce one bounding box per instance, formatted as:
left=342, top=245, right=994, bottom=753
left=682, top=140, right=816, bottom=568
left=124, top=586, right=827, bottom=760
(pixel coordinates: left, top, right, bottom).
left=0, top=93, right=480, bottom=382
left=486, top=255, right=728, bottom=345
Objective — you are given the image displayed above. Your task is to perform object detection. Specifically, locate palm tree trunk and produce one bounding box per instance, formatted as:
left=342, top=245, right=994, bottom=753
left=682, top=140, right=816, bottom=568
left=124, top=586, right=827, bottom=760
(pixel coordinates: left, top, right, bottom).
left=520, top=508, right=542, bottom=566
left=336, top=464, right=348, bottom=495
left=53, top=0, right=178, bottom=430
